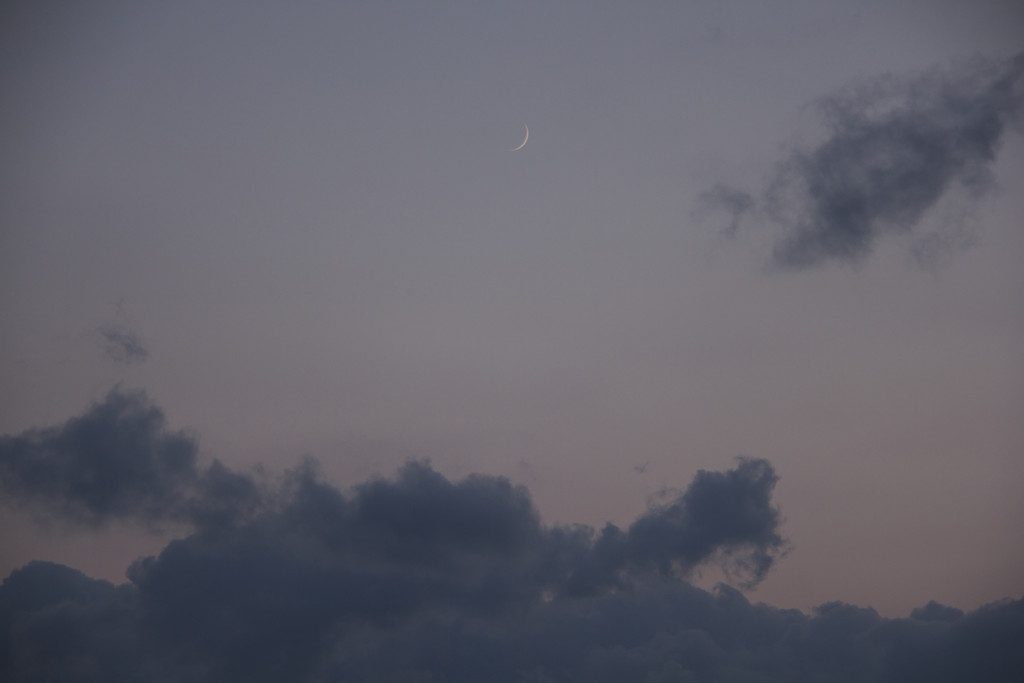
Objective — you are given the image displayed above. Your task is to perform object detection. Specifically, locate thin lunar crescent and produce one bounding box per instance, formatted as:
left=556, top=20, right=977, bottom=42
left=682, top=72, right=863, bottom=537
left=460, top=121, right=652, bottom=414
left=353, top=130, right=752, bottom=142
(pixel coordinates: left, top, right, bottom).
left=511, top=124, right=529, bottom=151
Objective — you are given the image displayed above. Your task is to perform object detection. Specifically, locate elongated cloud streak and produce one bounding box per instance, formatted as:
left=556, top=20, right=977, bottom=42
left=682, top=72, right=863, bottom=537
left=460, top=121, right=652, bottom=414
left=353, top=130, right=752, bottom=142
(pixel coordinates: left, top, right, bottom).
left=707, top=52, right=1024, bottom=268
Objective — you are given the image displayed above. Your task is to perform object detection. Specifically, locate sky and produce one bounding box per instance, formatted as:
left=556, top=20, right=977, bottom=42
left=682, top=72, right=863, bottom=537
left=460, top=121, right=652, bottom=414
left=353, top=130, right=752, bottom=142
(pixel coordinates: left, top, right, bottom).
left=1, top=1, right=1023, bottom=680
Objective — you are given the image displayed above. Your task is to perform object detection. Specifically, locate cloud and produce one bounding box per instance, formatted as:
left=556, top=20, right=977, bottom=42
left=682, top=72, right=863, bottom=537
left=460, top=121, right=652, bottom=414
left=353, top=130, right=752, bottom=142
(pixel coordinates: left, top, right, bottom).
left=97, top=324, right=149, bottom=365
left=0, top=390, right=786, bottom=591
left=698, top=185, right=755, bottom=237
left=626, top=457, right=784, bottom=584
left=0, top=389, right=262, bottom=528
left=0, top=562, right=138, bottom=683
left=2, top=561, right=1022, bottom=683
left=1, top=391, right=1021, bottom=681
left=706, top=52, right=1024, bottom=268
left=116, top=452, right=786, bottom=676
left=95, top=301, right=149, bottom=366
left=563, top=457, right=784, bottom=596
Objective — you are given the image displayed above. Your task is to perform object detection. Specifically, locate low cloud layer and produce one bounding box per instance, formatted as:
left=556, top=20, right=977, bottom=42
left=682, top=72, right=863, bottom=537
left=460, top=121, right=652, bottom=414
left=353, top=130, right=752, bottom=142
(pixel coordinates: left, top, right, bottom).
left=2, top=390, right=1022, bottom=681
left=3, top=560, right=1022, bottom=682
left=706, top=52, right=1024, bottom=268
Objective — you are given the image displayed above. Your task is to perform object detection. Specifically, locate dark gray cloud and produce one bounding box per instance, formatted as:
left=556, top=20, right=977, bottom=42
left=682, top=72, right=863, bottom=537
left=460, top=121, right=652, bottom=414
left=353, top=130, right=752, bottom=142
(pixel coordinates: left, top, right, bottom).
left=626, top=457, right=783, bottom=584
left=707, top=52, right=1024, bottom=268
left=0, top=389, right=785, bottom=589
left=0, top=562, right=139, bottom=683
left=2, top=560, right=1022, bottom=683
left=1, top=391, right=1022, bottom=681
left=115, top=451, right=783, bottom=681
left=562, top=457, right=784, bottom=596
left=0, top=389, right=262, bottom=528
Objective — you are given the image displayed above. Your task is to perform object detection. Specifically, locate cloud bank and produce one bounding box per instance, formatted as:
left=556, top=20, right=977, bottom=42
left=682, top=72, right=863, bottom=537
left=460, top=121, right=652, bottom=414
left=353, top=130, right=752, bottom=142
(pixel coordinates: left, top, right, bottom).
left=2, top=390, right=1022, bottom=681
left=706, top=52, right=1024, bottom=268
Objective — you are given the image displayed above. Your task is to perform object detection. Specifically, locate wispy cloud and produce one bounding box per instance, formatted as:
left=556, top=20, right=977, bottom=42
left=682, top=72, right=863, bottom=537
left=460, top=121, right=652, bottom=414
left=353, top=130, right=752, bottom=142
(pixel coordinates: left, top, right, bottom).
left=97, top=325, right=149, bottom=365
left=96, top=302, right=149, bottom=365
left=706, top=52, right=1024, bottom=268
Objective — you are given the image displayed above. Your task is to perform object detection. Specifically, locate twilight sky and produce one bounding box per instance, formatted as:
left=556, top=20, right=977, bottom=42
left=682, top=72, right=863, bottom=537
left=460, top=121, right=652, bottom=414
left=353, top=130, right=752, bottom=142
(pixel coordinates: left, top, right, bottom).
left=2, top=1, right=1023, bottom=680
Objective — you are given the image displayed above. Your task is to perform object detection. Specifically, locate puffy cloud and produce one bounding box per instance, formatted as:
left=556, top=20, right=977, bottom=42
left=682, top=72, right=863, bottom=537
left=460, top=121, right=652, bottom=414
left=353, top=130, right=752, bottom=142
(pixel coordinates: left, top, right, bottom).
left=562, top=457, right=784, bottom=596
left=120, top=453, right=785, bottom=681
left=910, top=600, right=964, bottom=622
left=1, top=390, right=1021, bottom=681
left=707, top=52, right=1024, bottom=268
left=0, top=562, right=139, bottom=683
left=0, top=389, right=262, bottom=528
left=625, top=457, right=783, bottom=584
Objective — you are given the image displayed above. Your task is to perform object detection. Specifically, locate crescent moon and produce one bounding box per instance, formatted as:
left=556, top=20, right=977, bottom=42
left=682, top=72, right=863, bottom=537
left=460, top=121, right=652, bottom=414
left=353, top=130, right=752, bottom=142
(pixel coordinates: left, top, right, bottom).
left=511, top=124, right=529, bottom=151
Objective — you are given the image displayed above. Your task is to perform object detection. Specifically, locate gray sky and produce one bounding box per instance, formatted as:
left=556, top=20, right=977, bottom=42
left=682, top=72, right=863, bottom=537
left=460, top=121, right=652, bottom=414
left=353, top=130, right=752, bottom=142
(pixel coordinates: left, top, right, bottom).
left=2, top=0, right=1023, bottom=625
